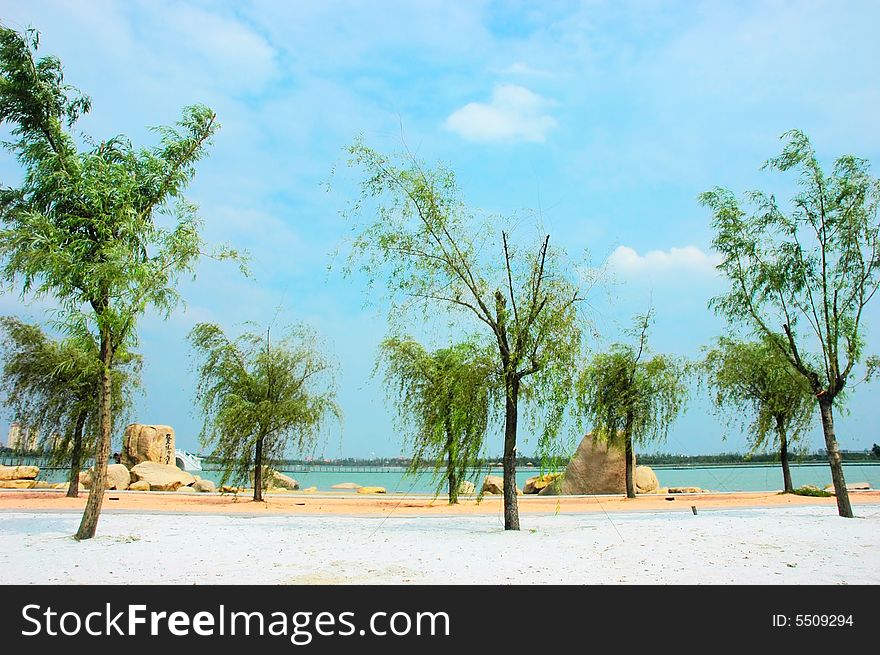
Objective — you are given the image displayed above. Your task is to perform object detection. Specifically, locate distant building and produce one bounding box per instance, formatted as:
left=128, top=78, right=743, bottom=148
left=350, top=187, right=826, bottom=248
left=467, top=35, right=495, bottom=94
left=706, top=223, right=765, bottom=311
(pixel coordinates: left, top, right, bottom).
left=5, top=423, right=52, bottom=452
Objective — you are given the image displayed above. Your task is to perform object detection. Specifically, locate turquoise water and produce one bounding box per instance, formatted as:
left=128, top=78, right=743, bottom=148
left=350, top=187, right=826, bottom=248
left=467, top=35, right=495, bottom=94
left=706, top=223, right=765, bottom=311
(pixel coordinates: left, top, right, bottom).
left=197, top=463, right=879, bottom=494
left=18, top=460, right=880, bottom=493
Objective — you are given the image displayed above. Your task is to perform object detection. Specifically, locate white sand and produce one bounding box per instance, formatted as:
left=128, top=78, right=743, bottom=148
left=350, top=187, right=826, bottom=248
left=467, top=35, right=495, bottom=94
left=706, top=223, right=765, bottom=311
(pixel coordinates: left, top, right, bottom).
left=1, top=505, right=878, bottom=584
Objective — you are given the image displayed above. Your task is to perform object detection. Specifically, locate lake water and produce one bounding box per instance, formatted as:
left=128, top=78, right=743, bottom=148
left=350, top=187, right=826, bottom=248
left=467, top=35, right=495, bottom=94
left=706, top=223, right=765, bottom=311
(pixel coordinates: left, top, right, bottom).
left=13, top=459, right=879, bottom=493
left=184, top=462, right=879, bottom=493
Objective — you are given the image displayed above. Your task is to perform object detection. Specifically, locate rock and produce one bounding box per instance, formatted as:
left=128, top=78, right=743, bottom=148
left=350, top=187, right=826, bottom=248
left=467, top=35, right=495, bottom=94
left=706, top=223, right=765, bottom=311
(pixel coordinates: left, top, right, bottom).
left=106, top=464, right=131, bottom=491
left=270, top=471, right=299, bottom=490
left=357, top=486, right=386, bottom=494
left=635, top=466, right=659, bottom=494
left=51, top=483, right=68, bottom=489
left=523, top=473, right=563, bottom=494
left=193, top=478, right=216, bottom=493
left=176, top=486, right=195, bottom=493
left=79, top=469, right=93, bottom=489
left=130, top=461, right=195, bottom=491
left=220, top=485, right=243, bottom=494
left=457, top=480, right=476, bottom=495
left=0, top=465, right=39, bottom=480
left=667, top=486, right=707, bottom=494
left=823, top=482, right=872, bottom=493
left=482, top=475, right=504, bottom=494
left=33, top=481, right=53, bottom=489
left=120, top=424, right=176, bottom=468
left=0, top=480, right=37, bottom=489
left=129, top=480, right=151, bottom=491
left=302, top=486, right=318, bottom=493
left=331, top=482, right=362, bottom=490
left=539, top=433, right=634, bottom=495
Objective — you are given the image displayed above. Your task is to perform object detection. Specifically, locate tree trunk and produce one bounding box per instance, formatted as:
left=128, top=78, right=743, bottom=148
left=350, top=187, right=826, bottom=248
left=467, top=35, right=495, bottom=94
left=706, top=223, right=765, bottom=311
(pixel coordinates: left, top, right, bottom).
left=75, top=330, right=113, bottom=540
left=818, top=396, right=853, bottom=518
left=776, top=415, right=793, bottom=494
left=623, top=413, right=635, bottom=499
left=502, top=375, right=520, bottom=531
left=66, top=410, right=87, bottom=499
left=445, top=426, right=458, bottom=505
left=254, top=435, right=264, bottom=502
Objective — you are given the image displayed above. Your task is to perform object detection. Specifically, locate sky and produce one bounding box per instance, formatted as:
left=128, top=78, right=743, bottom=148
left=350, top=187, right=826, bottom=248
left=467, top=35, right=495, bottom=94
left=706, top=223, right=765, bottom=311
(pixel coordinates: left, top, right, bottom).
left=0, top=0, right=878, bottom=458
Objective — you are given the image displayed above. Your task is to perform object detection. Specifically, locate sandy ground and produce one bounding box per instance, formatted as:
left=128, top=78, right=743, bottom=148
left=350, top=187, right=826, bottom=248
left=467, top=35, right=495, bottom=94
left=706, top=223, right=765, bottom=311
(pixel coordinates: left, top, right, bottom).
left=1, top=491, right=878, bottom=584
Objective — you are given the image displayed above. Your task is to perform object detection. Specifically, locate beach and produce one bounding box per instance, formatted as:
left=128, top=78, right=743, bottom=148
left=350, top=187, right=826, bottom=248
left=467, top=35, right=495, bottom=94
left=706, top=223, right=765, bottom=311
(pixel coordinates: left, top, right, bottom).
left=1, top=490, right=878, bottom=584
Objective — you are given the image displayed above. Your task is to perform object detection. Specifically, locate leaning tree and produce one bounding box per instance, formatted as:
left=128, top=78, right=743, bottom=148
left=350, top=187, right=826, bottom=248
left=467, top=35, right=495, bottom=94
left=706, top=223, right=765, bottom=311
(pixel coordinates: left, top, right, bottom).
left=0, top=316, right=140, bottom=496
left=700, top=129, right=880, bottom=517
left=189, top=322, right=340, bottom=502
left=702, top=335, right=814, bottom=493
left=576, top=311, right=688, bottom=498
left=377, top=336, right=496, bottom=504
left=342, top=141, right=588, bottom=530
left=0, top=26, right=242, bottom=538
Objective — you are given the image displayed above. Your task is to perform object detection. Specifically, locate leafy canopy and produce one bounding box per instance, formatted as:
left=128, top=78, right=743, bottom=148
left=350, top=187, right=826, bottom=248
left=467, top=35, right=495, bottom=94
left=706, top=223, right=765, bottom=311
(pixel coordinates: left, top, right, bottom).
left=699, top=129, right=880, bottom=399
left=702, top=336, right=814, bottom=454
left=189, top=322, right=341, bottom=487
left=377, top=336, right=497, bottom=496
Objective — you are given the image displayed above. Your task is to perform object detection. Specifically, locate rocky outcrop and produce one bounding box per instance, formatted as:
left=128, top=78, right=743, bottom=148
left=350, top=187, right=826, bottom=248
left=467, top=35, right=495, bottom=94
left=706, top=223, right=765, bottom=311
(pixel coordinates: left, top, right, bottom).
left=635, top=466, right=659, bottom=494
left=121, top=424, right=176, bottom=468
left=357, top=486, right=386, bottom=494
left=129, top=461, right=195, bottom=491
left=331, top=482, right=362, bottom=490
left=0, top=465, right=39, bottom=481
left=539, top=433, right=634, bottom=495
left=129, top=480, right=150, bottom=491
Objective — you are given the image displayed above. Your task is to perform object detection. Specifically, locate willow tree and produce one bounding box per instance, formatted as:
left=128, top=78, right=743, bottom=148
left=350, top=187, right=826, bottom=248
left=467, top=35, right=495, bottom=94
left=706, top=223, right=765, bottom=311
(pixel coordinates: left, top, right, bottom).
left=576, top=312, right=688, bottom=498
left=0, top=317, right=140, bottom=496
left=190, top=322, right=340, bottom=502
left=377, top=336, right=496, bottom=504
left=702, top=336, right=813, bottom=493
left=0, top=26, right=240, bottom=538
left=700, top=129, right=880, bottom=517
left=343, top=142, right=586, bottom=530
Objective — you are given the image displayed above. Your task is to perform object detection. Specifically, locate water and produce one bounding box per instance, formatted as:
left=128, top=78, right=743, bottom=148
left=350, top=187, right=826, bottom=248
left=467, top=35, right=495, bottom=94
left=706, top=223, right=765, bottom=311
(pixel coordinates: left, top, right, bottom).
left=13, top=458, right=880, bottom=493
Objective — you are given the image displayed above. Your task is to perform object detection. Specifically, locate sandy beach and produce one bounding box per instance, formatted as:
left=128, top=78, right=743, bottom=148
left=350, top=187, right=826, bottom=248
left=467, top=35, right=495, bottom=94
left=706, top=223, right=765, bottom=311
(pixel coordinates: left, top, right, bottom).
left=1, top=490, right=878, bottom=584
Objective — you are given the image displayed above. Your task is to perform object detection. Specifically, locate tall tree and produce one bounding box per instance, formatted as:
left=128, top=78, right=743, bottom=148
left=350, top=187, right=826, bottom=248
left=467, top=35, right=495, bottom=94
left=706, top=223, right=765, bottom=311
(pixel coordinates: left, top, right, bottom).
left=0, top=26, right=241, bottom=538
left=702, top=336, right=814, bottom=493
left=700, top=129, right=880, bottom=517
left=0, top=316, right=140, bottom=496
left=343, top=142, right=587, bottom=530
left=576, top=312, right=688, bottom=498
left=190, top=322, right=340, bottom=501
left=377, top=336, right=496, bottom=504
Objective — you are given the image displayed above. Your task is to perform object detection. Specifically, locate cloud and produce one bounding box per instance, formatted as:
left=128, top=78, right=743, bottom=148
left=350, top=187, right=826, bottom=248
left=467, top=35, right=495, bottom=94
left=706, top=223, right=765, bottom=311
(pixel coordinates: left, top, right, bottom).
left=444, top=84, right=556, bottom=143
left=608, top=245, right=722, bottom=279
left=494, top=62, right=554, bottom=77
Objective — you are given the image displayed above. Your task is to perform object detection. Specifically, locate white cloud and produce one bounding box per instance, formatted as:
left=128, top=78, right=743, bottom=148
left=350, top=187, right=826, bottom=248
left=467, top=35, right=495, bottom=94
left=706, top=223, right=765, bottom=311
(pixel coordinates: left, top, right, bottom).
left=495, top=62, right=554, bottom=77
left=608, top=245, right=722, bottom=279
left=444, top=84, right=556, bottom=143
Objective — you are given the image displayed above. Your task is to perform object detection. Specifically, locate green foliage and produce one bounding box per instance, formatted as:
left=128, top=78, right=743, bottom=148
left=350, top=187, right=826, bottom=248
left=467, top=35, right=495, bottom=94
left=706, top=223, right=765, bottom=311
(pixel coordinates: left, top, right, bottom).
left=701, top=335, right=814, bottom=454
left=0, top=316, right=140, bottom=460
left=341, top=141, right=587, bottom=459
left=189, top=322, right=341, bottom=488
left=576, top=312, right=688, bottom=450
left=699, top=129, right=880, bottom=401
left=377, top=335, right=497, bottom=501
left=790, top=485, right=833, bottom=498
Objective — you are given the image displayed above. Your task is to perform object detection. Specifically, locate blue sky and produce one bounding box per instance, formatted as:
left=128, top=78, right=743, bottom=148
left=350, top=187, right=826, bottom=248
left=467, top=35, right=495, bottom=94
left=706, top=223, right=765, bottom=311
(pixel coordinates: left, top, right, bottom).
left=1, top=0, right=878, bottom=458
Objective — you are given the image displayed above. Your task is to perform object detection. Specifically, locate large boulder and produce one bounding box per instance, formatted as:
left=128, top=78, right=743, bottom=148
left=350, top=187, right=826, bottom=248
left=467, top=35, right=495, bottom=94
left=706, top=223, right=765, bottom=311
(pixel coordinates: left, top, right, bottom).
left=635, top=466, right=659, bottom=494
left=0, top=465, right=39, bottom=481
left=0, top=480, right=37, bottom=489
left=457, top=480, right=476, bottom=495
left=193, top=477, right=217, bottom=493
left=523, top=473, right=563, bottom=494
left=539, top=433, right=634, bottom=495
left=129, top=480, right=150, bottom=491
left=121, top=424, right=176, bottom=468
left=482, top=475, right=504, bottom=494
left=129, top=461, right=195, bottom=491
left=249, top=468, right=300, bottom=491
left=106, top=464, right=131, bottom=491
